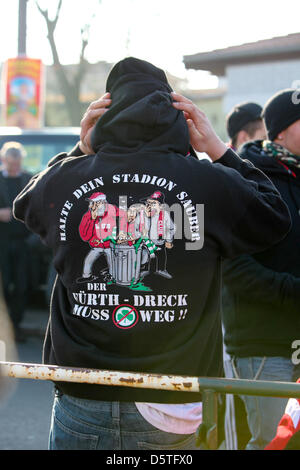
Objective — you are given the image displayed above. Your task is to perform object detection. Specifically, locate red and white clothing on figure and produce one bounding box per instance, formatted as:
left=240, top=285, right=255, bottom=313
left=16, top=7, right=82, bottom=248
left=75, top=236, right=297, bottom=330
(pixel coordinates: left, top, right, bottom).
left=265, top=379, right=300, bottom=450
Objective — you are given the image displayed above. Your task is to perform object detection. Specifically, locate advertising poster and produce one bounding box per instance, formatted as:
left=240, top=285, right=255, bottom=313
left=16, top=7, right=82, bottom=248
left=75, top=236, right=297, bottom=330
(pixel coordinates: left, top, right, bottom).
left=3, top=57, right=44, bottom=128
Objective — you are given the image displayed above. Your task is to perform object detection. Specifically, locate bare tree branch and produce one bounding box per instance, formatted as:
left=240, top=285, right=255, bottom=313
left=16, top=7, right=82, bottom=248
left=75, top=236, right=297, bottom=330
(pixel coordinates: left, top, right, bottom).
left=35, top=0, right=95, bottom=125
left=72, top=23, right=91, bottom=93
left=35, top=0, right=62, bottom=24
left=35, top=0, right=62, bottom=37
left=35, top=0, right=63, bottom=66
left=35, top=0, right=102, bottom=125
left=80, top=24, right=90, bottom=61
left=53, top=0, right=63, bottom=27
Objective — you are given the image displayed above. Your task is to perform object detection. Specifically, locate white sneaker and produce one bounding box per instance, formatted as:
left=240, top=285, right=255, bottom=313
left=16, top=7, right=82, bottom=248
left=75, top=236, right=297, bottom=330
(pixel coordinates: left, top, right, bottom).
left=155, top=270, right=172, bottom=279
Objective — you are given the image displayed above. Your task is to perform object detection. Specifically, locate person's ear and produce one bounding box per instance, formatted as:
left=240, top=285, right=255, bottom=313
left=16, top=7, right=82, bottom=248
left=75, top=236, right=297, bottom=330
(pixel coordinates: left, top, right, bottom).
left=274, top=130, right=285, bottom=145
left=238, top=130, right=251, bottom=144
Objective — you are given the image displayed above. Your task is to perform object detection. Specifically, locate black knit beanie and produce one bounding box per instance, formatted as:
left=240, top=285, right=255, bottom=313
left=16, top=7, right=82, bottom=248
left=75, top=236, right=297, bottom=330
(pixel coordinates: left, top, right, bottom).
left=262, top=89, right=300, bottom=141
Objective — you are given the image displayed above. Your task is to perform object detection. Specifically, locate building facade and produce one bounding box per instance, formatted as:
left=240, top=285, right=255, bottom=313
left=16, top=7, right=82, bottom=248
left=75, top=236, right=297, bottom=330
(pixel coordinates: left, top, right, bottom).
left=184, top=33, right=300, bottom=137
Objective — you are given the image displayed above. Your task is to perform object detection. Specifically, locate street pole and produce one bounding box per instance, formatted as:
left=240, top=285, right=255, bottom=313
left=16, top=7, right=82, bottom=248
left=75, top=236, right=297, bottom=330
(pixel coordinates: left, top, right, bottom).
left=18, top=0, right=28, bottom=56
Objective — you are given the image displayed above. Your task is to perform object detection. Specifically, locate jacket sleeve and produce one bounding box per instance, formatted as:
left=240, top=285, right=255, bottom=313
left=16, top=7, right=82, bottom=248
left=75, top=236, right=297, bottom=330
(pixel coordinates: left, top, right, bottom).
left=13, top=172, right=47, bottom=241
left=223, top=255, right=300, bottom=313
left=212, top=149, right=291, bottom=258
left=13, top=143, right=85, bottom=244
left=79, top=211, right=96, bottom=241
left=47, top=142, right=84, bottom=167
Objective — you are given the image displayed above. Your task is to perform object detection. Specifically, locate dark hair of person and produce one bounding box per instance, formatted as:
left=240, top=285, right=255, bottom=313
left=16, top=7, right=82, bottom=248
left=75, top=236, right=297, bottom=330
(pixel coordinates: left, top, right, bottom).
left=231, top=119, right=263, bottom=148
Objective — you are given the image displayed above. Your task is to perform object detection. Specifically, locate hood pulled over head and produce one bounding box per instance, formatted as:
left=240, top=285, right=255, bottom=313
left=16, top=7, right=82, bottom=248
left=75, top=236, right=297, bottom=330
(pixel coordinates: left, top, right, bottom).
left=90, top=57, right=190, bottom=155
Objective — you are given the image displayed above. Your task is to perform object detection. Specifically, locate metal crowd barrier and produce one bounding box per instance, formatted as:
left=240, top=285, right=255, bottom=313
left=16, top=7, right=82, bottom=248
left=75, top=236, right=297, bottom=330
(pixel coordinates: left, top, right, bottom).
left=1, top=361, right=300, bottom=450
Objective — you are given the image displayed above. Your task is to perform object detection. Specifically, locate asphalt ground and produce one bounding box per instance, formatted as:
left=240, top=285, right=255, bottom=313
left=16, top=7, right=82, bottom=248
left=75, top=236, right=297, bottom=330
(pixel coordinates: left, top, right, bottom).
left=0, top=308, right=53, bottom=450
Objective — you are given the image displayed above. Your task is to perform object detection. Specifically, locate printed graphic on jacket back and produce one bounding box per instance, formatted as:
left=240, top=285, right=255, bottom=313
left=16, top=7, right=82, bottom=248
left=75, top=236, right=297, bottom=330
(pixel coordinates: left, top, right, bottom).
left=58, top=173, right=204, bottom=330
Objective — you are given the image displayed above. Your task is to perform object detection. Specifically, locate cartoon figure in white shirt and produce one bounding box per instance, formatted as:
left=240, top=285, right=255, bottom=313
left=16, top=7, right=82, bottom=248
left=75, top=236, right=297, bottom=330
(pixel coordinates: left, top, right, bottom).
left=140, top=191, right=175, bottom=279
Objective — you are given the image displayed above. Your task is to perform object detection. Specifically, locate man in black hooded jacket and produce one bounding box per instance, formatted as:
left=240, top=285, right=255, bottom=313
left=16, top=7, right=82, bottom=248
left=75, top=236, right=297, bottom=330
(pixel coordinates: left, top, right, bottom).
left=222, top=89, right=300, bottom=450
left=13, top=58, right=291, bottom=450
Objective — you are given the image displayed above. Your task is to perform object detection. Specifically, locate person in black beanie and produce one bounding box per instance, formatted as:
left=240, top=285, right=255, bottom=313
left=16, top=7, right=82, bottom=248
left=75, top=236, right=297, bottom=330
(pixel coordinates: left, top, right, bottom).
left=222, top=88, right=300, bottom=450
left=224, top=101, right=266, bottom=449
left=226, top=102, right=266, bottom=151
left=13, top=58, right=291, bottom=451
left=263, top=88, right=300, bottom=143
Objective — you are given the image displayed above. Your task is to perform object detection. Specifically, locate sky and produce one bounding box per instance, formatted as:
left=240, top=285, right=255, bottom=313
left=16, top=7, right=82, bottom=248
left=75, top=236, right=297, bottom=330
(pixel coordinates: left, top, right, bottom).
left=1, top=0, right=300, bottom=89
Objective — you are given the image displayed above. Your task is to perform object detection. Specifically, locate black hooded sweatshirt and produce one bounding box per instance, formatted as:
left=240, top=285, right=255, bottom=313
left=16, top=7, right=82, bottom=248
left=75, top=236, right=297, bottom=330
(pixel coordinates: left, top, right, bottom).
left=223, top=140, right=300, bottom=358
left=13, top=59, right=291, bottom=403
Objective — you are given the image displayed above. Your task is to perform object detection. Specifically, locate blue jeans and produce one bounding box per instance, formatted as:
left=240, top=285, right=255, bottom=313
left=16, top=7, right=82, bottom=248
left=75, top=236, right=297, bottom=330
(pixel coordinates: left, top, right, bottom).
left=231, top=356, right=294, bottom=450
left=48, top=390, right=201, bottom=450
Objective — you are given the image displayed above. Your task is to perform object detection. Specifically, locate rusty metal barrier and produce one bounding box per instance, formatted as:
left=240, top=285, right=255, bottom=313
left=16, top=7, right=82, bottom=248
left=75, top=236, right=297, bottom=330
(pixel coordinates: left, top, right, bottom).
left=1, top=360, right=300, bottom=450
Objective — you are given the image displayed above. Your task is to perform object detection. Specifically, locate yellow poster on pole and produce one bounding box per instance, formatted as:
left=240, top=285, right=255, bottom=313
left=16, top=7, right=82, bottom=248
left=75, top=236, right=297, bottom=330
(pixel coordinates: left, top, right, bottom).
left=3, top=57, right=44, bottom=128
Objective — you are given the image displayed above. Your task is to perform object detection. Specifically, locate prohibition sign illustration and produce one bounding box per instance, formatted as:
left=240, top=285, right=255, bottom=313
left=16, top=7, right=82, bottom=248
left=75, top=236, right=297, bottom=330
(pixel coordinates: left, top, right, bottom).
left=112, top=304, right=139, bottom=329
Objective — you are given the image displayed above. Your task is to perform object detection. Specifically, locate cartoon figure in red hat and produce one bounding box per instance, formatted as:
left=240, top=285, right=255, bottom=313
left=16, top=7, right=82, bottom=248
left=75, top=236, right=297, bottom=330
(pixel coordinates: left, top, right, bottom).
left=77, top=192, right=127, bottom=283
left=140, top=191, right=175, bottom=279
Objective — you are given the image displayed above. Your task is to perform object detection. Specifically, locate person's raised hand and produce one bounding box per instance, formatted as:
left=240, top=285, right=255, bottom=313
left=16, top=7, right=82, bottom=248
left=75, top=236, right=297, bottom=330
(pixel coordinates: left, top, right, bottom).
left=171, top=92, right=227, bottom=161
left=79, top=92, right=112, bottom=154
